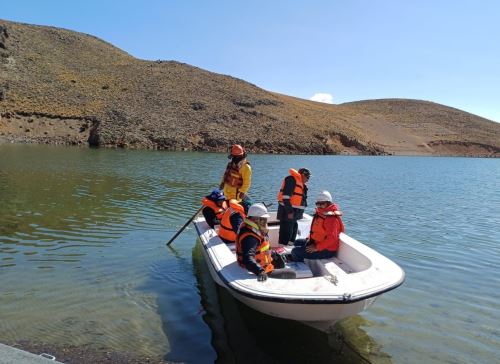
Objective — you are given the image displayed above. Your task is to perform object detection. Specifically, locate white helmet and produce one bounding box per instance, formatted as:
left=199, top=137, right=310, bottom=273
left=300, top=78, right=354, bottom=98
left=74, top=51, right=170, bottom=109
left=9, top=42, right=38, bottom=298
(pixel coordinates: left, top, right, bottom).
left=316, top=190, right=332, bottom=202
left=247, top=203, right=270, bottom=218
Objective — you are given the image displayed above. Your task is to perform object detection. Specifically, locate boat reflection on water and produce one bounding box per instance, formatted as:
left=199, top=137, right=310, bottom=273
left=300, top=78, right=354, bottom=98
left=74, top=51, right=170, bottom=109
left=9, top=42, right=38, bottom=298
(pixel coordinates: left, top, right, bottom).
left=192, top=241, right=392, bottom=364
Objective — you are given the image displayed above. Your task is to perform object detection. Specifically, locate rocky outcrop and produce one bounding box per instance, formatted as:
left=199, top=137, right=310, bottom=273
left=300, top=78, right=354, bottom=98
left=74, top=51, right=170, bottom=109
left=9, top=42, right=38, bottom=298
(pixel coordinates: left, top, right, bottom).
left=0, top=24, right=8, bottom=49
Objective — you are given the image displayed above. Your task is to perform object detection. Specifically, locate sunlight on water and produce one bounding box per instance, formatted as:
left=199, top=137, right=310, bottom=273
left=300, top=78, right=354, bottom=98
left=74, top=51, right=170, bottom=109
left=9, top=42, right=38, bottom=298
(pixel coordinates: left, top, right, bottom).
left=1, top=145, right=499, bottom=363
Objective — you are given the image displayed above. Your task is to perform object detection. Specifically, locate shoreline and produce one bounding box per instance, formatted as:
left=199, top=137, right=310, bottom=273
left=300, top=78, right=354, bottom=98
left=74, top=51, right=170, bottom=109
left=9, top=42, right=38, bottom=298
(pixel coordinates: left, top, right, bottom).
left=0, top=138, right=499, bottom=158
left=1, top=112, right=499, bottom=158
left=4, top=340, right=172, bottom=364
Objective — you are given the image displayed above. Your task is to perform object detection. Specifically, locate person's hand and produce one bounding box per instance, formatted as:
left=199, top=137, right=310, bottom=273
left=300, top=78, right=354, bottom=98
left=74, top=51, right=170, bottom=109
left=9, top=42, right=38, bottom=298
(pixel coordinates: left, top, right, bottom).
left=287, top=212, right=293, bottom=219
left=257, top=272, right=268, bottom=282
left=306, top=244, right=317, bottom=253
left=334, top=210, right=343, bottom=216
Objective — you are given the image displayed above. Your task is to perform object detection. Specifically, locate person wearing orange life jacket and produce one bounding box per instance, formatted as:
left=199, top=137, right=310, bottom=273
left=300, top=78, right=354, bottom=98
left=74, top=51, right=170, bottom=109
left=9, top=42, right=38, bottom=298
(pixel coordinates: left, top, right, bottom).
left=220, top=144, right=252, bottom=201
left=291, top=190, right=344, bottom=262
left=236, top=203, right=296, bottom=282
left=218, top=199, right=250, bottom=244
left=277, top=168, right=311, bottom=246
left=201, top=188, right=228, bottom=229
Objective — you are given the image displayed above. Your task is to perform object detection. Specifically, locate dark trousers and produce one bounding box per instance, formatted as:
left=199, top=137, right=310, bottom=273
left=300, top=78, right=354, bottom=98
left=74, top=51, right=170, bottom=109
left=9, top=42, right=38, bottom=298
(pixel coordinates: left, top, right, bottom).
left=278, top=219, right=298, bottom=245
left=202, top=207, right=217, bottom=229
left=269, top=268, right=296, bottom=279
left=291, top=239, right=336, bottom=262
left=220, top=237, right=234, bottom=245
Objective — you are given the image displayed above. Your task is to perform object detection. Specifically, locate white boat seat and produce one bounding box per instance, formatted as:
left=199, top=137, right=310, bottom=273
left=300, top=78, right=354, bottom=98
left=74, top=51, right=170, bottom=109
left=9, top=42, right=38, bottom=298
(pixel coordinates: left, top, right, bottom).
left=284, top=261, right=313, bottom=278
left=305, top=257, right=353, bottom=278
left=227, top=244, right=313, bottom=278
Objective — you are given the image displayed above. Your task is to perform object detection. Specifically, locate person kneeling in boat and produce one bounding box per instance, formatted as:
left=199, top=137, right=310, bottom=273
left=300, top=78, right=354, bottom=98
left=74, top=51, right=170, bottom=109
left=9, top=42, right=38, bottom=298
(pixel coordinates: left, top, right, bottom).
left=218, top=198, right=250, bottom=244
left=237, top=203, right=296, bottom=282
left=201, top=188, right=228, bottom=229
left=291, top=191, right=344, bottom=262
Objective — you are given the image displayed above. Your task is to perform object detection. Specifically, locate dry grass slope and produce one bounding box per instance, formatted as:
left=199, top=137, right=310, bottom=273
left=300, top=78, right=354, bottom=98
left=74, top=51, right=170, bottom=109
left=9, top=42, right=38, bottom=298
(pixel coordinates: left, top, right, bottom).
left=1, top=19, right=499, bottom=156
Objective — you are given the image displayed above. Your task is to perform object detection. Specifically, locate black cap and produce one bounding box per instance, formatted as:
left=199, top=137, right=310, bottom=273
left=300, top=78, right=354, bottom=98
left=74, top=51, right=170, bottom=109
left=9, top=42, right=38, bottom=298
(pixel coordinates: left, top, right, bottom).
left=298, top=168, right=311, bottom=177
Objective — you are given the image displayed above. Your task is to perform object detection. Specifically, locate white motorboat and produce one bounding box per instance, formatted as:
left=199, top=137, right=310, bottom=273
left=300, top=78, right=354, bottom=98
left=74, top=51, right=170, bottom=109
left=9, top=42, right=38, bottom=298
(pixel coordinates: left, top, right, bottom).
left=193, top=212, right=405, bottom=331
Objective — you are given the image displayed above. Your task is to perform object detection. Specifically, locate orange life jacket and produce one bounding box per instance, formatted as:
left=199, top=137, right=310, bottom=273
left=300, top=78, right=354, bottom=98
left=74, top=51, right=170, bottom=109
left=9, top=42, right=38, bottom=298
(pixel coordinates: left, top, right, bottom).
left=223, top=161, right=244, bottom=188
left=201, top=197, right=227, bottom=220
left=277, top=168, right=305, bottom=209
left=236, top=221, right=273, bottom=273
left=309, top=204, right=344, bottom=251
left=218, top=199, right=246, bottom=243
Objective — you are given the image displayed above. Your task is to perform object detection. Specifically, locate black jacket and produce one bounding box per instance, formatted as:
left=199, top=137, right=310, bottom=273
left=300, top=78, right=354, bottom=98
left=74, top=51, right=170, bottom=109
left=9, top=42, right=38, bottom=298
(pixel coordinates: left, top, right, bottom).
left=241, top=234, right=265, bottom=275
left=277, top=175, right=308, bottom=221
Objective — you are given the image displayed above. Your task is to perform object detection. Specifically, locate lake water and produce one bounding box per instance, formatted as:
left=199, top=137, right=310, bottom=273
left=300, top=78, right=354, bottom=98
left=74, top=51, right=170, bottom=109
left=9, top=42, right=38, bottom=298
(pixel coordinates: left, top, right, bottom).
left=0, top=144, right=499, bottom=364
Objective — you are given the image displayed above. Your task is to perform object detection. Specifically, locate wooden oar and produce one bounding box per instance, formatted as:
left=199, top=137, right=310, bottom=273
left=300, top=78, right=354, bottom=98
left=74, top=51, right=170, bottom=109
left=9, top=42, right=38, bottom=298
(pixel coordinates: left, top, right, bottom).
left=166, top=206, right=203, bottom=246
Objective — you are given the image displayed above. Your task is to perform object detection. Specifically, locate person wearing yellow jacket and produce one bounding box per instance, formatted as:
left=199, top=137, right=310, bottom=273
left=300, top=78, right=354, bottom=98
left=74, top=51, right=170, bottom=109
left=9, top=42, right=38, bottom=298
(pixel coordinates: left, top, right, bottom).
left=220, top=144, right=252, bottom=201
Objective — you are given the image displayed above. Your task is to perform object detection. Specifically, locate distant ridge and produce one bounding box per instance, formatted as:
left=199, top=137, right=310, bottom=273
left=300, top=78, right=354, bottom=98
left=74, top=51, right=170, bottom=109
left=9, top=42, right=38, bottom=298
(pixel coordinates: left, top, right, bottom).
left=1, top=19, right=499, bottom=157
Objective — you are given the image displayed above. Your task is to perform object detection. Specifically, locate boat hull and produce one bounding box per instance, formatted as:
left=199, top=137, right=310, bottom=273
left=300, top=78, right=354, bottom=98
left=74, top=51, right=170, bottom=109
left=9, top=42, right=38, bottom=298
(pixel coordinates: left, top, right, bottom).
left=198, top=232, right=380, bottom=331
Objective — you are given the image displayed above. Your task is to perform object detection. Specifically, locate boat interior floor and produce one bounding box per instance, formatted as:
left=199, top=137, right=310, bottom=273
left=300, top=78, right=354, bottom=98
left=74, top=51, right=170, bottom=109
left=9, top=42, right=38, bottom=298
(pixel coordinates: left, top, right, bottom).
left=226, top=242, right=353, bottom=280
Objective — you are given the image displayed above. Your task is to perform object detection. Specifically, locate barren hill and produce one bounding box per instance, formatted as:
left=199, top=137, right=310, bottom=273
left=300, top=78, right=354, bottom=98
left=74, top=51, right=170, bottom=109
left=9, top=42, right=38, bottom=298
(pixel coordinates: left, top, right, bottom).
left=1, top=19, right=499, bottom=156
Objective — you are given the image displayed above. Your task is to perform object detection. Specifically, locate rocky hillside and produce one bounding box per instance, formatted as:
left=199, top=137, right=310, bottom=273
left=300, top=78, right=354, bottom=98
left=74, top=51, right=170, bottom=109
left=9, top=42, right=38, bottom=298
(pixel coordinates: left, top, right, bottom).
left=1, top=19, right=499, bottom=156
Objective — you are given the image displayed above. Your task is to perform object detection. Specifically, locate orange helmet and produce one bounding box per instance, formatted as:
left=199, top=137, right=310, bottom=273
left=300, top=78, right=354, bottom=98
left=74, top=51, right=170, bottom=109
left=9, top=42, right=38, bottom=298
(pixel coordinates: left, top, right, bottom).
left=230, top=144, right=245, bottom=157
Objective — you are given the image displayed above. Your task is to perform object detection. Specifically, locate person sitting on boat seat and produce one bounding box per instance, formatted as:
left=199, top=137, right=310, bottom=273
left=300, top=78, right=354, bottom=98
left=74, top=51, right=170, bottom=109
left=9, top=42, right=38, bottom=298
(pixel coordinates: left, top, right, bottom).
left=237, top=203, right=296, bottom=282
left=220, top=144, right=252, bottom=201
left=218, top=198, right=250, bottom=244
left=201, top=188, right=228, bottom=229
left=291, top=190, right=344, bottom=262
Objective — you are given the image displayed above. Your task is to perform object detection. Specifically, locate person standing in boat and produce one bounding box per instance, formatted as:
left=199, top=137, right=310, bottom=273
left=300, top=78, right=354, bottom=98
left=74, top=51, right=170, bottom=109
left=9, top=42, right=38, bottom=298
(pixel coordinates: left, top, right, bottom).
left=236, top=203, right=296, bottom=281
left=277, top=168, right=310, bottom=246
left=291, top=190, right=344, bottom=261
left=218, top=198, right=250, bottom=244
left=201, top=188, right=228, bottom=229
left=220, top=144, right=252, bottom=201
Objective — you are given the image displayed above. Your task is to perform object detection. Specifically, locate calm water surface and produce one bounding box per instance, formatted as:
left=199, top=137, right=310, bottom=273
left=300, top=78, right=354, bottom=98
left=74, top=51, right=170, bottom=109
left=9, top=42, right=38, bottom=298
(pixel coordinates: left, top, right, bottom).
left=0, top=145, right=499, bottom=364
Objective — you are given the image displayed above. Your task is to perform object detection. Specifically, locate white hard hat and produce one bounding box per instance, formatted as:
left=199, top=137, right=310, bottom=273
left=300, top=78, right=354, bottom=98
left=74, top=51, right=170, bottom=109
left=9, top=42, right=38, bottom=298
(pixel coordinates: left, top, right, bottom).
left=316, top=190, right=332, bottom=202
left=247, top=203, right=270, bottom=218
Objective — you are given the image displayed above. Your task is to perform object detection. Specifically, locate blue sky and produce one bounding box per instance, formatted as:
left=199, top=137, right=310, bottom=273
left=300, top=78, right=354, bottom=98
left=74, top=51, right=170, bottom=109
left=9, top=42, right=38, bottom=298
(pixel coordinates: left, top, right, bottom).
left=2, top=0, right=499, bottom=122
